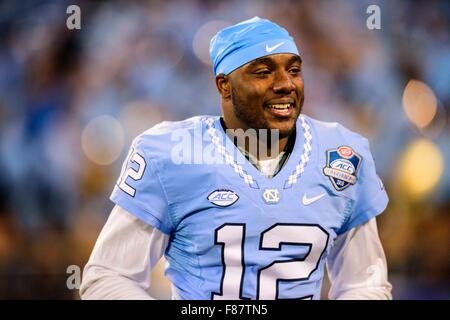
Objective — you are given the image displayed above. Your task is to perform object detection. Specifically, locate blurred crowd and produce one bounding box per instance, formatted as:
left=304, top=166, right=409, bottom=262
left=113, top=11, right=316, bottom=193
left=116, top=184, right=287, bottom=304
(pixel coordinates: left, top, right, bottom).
left=0, top=0, right=448, bottom=299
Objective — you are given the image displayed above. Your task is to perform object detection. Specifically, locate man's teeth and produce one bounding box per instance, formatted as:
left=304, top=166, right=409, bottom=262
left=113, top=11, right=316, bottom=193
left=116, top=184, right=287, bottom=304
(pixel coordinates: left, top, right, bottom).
left=268, top=103, right=291, bottom=110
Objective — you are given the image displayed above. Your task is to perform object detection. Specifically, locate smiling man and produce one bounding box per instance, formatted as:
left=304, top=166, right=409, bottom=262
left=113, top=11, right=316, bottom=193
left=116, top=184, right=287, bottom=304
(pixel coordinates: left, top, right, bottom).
left=80, top=17, right=392, bottom=300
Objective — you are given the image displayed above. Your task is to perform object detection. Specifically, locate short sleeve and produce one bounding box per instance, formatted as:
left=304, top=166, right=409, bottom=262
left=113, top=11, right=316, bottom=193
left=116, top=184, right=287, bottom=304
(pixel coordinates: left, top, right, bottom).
left=110, top=137, right=172, bottom=234
left=338, top=139, right=388, bottom=235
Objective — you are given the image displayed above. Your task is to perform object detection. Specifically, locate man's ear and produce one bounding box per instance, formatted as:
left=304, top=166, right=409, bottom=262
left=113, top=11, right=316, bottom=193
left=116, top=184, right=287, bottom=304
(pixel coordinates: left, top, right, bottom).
left=215, top=74, right=231, bottom=100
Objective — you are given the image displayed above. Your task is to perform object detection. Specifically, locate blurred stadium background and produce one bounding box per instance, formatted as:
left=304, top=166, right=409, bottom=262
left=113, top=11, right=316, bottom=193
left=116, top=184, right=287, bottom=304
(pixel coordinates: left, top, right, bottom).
left=0, top=0, right=448, bottom=299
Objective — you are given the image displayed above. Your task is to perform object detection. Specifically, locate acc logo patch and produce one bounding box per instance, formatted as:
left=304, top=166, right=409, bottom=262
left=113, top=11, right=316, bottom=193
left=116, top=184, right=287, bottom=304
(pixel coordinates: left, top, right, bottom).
left=208, top=189, right=239, bottom=207
left=323, top=146, right=362, bottom=191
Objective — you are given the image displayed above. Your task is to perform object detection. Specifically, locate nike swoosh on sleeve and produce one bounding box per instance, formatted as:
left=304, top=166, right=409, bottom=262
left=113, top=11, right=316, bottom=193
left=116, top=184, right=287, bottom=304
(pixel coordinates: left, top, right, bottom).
left=302, top=193, right=326, bottom=205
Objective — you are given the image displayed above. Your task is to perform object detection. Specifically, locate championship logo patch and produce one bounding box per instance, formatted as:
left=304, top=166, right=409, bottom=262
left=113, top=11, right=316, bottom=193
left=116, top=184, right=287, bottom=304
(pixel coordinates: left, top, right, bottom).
left=323, top=146, right=362, bottom=191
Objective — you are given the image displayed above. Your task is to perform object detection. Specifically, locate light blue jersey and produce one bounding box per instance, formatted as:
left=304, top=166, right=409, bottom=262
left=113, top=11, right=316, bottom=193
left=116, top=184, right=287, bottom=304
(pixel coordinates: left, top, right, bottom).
left=110, top=115, right=388, bottom=300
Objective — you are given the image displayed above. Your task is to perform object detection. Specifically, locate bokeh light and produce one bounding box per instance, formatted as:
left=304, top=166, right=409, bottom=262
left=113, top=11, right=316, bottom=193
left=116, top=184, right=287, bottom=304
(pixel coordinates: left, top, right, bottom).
left=402, top=80, right=437, bottom=129
left=399, top=139, right=444, bottom=198
left=192, top=20, right=230, bottom=66
left=81, top=115, right=125, bottom=166
left=420, top=103, right=448, bottom=139
left=119, top=100, right=167, bottom=140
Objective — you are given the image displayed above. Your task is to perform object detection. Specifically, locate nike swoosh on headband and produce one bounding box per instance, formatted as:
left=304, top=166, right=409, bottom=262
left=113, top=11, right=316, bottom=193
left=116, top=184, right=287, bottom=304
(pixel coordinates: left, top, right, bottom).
left=265, top=42, right=285, bottom=53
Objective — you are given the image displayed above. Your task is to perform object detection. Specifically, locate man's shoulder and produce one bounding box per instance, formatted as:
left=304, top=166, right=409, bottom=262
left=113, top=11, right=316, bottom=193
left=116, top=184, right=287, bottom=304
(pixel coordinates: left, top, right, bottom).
left=303, top=115, right=370, bottom=149
left=132, top=115, right=216, bottom=156
left=140, top=115, right=211, bottom=136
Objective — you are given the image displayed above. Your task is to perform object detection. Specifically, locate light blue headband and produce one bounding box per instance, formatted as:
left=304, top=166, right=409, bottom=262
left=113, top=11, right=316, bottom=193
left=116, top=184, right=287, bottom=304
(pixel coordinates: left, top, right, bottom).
left=209, top=17, right=300, bottom=75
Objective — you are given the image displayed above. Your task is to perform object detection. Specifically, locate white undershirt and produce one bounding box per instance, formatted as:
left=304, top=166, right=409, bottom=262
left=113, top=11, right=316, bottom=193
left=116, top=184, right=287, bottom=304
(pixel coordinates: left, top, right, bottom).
left=80, top=205, right=392, bottom=300
left=237, top=144, right=287, bottom=179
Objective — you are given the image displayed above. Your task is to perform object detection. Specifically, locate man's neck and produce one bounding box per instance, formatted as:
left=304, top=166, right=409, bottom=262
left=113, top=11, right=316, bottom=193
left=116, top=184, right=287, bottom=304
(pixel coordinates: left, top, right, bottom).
left=219, top=117, right=295, bottom=161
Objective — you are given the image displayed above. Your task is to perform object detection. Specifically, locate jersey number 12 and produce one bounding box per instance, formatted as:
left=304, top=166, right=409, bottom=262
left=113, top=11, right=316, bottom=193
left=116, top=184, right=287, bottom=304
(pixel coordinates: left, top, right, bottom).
left=212, top=223, right=329, bottom=300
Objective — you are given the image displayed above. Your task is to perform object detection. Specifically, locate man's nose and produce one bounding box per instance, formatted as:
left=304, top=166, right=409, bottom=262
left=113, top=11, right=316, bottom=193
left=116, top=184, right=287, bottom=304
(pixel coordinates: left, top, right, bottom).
left=272, top=70, right=295, bottom=93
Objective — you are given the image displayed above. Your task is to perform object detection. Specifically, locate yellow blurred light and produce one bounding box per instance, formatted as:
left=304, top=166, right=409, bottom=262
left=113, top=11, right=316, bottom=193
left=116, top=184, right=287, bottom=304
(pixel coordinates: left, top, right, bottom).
left=402, top=80, right=437, bottom=129
left=192, top=20, right=230, bottom=66
left=399, top=139, right=444, bottom=198
left=81, top=115, right=124, bottom=166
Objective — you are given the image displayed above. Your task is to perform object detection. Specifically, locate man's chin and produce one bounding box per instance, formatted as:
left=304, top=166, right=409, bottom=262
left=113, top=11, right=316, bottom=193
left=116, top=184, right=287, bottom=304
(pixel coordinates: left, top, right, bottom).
left=278, top=128, right=296, bottom=139
left=267, top=119, right=297, bottom=139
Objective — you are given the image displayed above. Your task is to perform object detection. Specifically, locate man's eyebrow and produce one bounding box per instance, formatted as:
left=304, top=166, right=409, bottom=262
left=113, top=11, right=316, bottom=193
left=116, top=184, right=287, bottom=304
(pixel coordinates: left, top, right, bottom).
left=248, top=55, right=302, bottom=69
left=248, top=57, right=276, bottom=68
left=287, top=55, right=302, bottom=65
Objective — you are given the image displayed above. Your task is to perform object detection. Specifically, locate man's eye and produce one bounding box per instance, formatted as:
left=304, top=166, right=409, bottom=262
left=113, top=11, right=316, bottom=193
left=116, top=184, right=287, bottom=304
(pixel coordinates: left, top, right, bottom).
left=289, top=67, right=301, bottom=74
left=254, top=70, right=271, bottom=75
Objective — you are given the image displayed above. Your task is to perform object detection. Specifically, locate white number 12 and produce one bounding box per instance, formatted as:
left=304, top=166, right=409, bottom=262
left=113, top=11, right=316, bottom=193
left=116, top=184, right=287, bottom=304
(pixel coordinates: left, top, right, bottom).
left=117, top=148, right=146, bottom=197
left=212, top=223, right=329, bottom=300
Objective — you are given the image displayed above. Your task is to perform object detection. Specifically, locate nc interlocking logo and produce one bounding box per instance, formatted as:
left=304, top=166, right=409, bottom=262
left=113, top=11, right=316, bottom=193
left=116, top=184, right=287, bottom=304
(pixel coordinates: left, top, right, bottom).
left=263, top=188, right=280, bottom=204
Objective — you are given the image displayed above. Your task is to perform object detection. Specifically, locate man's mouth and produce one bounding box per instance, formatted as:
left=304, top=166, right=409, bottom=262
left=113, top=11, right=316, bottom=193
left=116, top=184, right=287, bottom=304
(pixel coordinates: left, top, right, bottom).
left=265, top=101, right=295, bottom=118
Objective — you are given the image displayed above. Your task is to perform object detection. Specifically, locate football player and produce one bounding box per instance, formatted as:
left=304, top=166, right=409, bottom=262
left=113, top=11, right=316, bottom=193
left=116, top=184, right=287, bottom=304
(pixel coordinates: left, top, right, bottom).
left=80, top=17, right=392, bottom=300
